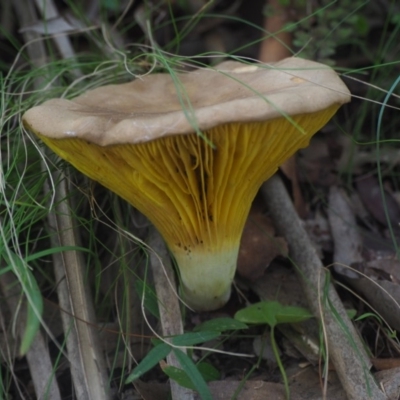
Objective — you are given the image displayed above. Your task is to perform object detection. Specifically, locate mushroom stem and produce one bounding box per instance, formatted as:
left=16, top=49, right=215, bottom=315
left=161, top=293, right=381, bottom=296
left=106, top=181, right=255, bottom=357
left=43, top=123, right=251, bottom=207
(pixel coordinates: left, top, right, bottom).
left=173, top=244, right=239, bottom=311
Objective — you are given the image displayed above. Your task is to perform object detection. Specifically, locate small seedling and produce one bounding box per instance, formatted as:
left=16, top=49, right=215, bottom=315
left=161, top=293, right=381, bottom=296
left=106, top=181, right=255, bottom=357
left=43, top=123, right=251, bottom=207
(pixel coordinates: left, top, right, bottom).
left=234, top=300, right=313, bottom=399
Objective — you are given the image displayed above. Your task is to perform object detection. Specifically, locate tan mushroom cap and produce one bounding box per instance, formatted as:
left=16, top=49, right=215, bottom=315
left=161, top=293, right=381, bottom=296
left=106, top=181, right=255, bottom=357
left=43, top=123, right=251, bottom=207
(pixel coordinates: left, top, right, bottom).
left=23, top=57, right=350, bottom=146
left=23, top=57, right=351, bottom=311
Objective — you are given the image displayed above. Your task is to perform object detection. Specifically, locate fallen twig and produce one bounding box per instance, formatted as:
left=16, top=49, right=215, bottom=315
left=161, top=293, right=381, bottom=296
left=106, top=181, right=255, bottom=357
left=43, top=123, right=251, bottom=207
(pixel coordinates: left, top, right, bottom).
left=0, top=272, right=62, bottom=400
left=148, top=227, right=195, bottom=400
left=262, top=174, right=386, bottom=400
left=46, top=173, right=111, bottom=400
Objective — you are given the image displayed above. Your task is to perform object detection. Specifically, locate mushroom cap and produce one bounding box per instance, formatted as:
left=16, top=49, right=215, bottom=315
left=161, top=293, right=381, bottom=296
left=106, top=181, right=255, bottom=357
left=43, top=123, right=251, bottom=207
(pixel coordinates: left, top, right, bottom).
left=23, top=57, right=350, bottom=146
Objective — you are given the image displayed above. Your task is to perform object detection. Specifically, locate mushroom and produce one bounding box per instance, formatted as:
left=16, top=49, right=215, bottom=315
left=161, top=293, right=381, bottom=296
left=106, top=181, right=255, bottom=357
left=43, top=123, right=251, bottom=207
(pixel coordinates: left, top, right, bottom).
left=23, top=57, right=350, bottom=311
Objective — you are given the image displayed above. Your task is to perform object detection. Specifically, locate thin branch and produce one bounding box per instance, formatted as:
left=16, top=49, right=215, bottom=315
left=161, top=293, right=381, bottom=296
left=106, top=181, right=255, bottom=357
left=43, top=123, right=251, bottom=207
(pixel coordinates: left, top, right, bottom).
left=148, top=227, right=195, bottom=400
left=262, top=174, right=386, bottom=400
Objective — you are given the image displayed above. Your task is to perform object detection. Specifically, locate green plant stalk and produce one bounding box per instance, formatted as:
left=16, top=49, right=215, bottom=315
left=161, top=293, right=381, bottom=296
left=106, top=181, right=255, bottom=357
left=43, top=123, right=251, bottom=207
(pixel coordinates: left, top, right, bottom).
left=270, top=326, right=290, bottom=399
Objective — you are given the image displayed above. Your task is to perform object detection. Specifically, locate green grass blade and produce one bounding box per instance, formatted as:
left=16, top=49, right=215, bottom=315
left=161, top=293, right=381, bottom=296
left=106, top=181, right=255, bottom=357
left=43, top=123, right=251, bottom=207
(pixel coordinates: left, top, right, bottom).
left=23, top=246, right=92, bottom=263
left=134, top=280, right=160, bottom=319
left=171, top=331, right=221, bottom=346
left=125, top=343, right=171, bottom=384
left=173, top=349, right=213, bottom=400
left=193, top=317, right=248, bottom=332
left=5, top=251, right=43, bottom=355
left=162, top=361, right=220, bottom=390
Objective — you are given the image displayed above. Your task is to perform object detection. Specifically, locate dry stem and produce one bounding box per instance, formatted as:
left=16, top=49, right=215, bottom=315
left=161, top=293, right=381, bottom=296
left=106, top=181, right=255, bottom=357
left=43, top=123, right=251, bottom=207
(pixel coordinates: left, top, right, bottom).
left=262, top=174, right=386, bottom=400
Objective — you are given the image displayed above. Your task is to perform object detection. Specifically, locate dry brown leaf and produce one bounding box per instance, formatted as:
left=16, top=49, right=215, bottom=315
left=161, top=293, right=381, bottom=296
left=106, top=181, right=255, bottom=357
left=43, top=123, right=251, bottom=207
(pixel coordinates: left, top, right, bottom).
left=356, top=175, right=400, bottom=231
left=298, top=136, right=337, bottom=187
left=372, top=358, right=400, bottom=371
left=237, top=212, right=288, bottom=281
left=250, top=263, right=306, bottom=306
left=375, top=367, right=400, bottom=400
left=195, top=380, right=287, bottom=400
left=133, top=379, right=169, bottom=400
left=192, top=374, right=347, bottom=400
left=288, top=367, right=347, bottom=400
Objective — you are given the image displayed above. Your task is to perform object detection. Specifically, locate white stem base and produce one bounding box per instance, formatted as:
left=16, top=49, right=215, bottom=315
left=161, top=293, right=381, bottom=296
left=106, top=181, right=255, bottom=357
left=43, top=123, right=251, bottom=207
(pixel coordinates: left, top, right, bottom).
left=172, top=245, right=239, bottom=311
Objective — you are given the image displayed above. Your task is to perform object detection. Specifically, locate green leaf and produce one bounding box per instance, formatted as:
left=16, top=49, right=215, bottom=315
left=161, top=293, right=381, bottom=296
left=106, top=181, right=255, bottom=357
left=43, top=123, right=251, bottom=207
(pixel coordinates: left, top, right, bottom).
left=234, top=301, right=313, bottom=328
left=278, top=0, right=290, bottom=6
left=162, top=362, right=220, bottom=390
left=275, top=305, right=313, bottom=324
left=392, top=13, right=400, bottom=25
left=134, top=280, right=160, bottom=319
left=173, top=349, right=213, bottom=400
left=234, top=301, right=281, bottom=327
left=125, top=343, right=171, bottom=384
left=197, top=361, right=221, bottom=381
left=386, top=329, right=397, bottom=339
left=172, top=331, right=221, bottom=346
left=346, top=309, right=357, bottom=320
left=354, top=15, right=369, bottom=36
left=193, top=317, right=248, bottom=332
left=163, top=365, right=195, bottom=389
left=355, top=312, right=382, bottom=324
left=101, top=0, right=120, bottom=11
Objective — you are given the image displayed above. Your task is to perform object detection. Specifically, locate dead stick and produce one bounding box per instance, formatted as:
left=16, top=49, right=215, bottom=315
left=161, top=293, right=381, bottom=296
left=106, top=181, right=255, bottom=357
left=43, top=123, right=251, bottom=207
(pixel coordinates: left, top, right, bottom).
left=262, top=174, right=385, bottom=400
left=148, top=227, right=195, bottom=400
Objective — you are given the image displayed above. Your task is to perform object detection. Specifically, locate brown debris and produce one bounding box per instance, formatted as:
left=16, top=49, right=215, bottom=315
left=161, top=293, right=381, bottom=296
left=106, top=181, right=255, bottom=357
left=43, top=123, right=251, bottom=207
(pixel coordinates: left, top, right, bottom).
left=237, top=211, right=288, bottom=281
